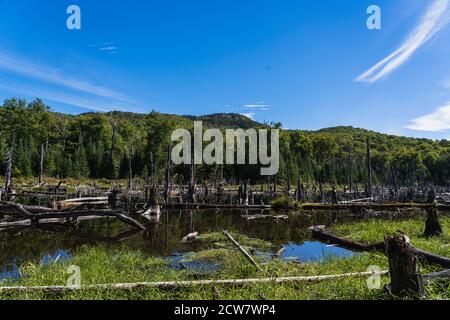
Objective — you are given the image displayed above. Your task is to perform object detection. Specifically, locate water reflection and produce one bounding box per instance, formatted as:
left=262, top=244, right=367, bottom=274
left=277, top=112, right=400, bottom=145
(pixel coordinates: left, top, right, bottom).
left=280, top=242, right=356, bottom=262
left=0, top=264, right=20, bottom=281
left=0, top=209, right=425, bottom=272
left=41, top=250, right=72, bottom=265
left=0, top=249, right=72, bottom=282
left=166, top=253, right=223, bottom=274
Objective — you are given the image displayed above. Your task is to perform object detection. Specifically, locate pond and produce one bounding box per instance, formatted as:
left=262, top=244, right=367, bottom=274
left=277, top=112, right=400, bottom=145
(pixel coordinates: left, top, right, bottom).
left=0, top=208, right=421, bottom=281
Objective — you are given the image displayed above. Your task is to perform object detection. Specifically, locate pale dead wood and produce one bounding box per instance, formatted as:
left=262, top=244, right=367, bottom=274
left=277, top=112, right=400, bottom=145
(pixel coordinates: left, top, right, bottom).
left=0, top=271, right=389, bottom=293
left=223, top=230, right=262, bottom=272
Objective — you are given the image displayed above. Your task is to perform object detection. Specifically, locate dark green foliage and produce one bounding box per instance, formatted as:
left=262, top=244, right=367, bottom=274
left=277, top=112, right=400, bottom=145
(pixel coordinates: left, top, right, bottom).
left=0, top=98, right=449, bottom=186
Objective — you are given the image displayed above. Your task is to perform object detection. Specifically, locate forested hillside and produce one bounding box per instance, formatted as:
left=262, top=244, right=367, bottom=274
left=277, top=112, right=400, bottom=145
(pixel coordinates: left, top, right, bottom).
left=1, top=98, right=449, bottom=187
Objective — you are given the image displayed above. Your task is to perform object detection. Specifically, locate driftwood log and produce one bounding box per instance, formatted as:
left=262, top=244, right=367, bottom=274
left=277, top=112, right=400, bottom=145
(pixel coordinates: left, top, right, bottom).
left=0, top=202, right=145, bottom=231
left=0, top=270, right=388, bottom=293
left=181, top=232, right=199, bottom=244
left=223, top=230, right=262, bottom=272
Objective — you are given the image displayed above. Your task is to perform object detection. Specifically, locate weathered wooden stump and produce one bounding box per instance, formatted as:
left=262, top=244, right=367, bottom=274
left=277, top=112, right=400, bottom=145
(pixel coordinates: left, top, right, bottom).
left=108, top=188, right=121, bottom=209
left=423, top=207, right=442, bottom=237
left=385, top=234, right=424, bottom=297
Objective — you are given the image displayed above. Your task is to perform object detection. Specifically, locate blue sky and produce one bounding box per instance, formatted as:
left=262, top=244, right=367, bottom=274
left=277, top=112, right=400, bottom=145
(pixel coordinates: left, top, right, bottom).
left=0, top=0, right=450, bottom=139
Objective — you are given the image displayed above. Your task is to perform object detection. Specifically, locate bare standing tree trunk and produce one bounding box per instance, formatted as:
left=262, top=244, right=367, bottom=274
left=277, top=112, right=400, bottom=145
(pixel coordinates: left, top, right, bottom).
left=164, top=144, right=171, bottom=204
left=347, top=150, right=353, bottom=197
left=366, top=137, right=372, bottom=198
left=128, top=147, right=133, bottom=191
left=190, top=146, right=196, bottom=185
left=4, top=133, right=15, bottom=200
left=108, top=117, right=118, bottom=179
left=39, top=143, right=44, bottom=184
left=286, top=164, right=291, bottom=196
left=110, top=124, right=116, bottom=162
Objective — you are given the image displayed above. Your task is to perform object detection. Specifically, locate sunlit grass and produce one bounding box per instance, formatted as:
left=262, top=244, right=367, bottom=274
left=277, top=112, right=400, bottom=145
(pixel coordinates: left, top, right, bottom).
left=1, top=217, right=448, bottom=300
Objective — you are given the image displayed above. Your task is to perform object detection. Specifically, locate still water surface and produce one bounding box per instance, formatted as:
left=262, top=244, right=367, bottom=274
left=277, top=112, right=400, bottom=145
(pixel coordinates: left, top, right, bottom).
left=0, top=209, right=417, bottom=280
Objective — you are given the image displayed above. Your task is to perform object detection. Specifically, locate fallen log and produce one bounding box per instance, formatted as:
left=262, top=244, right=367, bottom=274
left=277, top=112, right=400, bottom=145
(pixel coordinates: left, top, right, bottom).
left=241, top=214, right=289, bottom=221
left=0, top=270, right=389, bottom=293
left=410, top=247, right=450, bottom=268
left=422, top=269, right=450, bottom=281
left=0, top=202, right=33, bottom=218
left=60, top=197, right=109, bottom=203
left=223, top=230, right=262, bottom=272
left=181, top=232, right=199, bottom=244
left=0, top=209, right=145, bottom=231
left=111, top=212, right=145, bottom=230
left=310, top=227, right=450, bottom=268
left=165, top=203, right=271, bottom=211
left=0, top=216, right=114, bottom=230
left=310, top=227, right=385, bottom=252
left=300, top=203, right=450, bottom=212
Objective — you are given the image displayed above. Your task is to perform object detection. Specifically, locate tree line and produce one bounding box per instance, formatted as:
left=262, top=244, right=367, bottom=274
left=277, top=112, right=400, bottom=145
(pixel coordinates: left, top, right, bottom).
left=1, top=98, right=449, bottom=190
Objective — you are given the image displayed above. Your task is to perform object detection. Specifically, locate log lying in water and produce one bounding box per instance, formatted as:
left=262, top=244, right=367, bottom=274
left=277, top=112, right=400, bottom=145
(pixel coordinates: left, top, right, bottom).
left=26, top=210, right=146, bottom=231
left=58, top=197, right=109, bottom=209
left=0, top=202, right=34, bottom=218
left=310, top=227, right=385, bottom=252
left=0, top=201, right=145, bottom=232
left=165, top=203, right=272, bottom=210
left=241, top=214, right=289, bottom=221
left=300, top=203, right=450, bottom=211
left=181, top=232, right=199, bottom=244
left=0, top=270, right=389, bottom=293
left=310, top=227, right=450, bottom=268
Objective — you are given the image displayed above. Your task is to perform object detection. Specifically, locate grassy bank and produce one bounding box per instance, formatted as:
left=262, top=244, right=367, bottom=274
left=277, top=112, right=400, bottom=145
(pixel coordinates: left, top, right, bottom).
left=0, top=217, right=448, bottom=300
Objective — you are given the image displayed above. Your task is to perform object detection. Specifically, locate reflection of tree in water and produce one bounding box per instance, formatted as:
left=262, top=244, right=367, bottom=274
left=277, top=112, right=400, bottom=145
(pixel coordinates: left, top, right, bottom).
left=0, top=209, right=398, bottom=268
left=143, top=223, right=161, bottom=247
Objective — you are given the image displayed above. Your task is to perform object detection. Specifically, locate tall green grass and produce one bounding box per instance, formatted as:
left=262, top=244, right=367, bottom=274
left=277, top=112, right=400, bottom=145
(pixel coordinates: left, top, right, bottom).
left=1, top=217, right=448, bottom=300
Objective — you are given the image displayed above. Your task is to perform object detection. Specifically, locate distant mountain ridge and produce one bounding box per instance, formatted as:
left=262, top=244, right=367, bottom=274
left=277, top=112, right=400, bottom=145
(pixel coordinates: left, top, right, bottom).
left=73, top=111, right=447, bottom=143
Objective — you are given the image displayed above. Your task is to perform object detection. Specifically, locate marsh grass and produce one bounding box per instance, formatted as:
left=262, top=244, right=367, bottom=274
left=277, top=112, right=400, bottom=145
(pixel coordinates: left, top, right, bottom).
left=1, top=217, right=449, bottom=300
left=196, top=232, right=275, bottom=250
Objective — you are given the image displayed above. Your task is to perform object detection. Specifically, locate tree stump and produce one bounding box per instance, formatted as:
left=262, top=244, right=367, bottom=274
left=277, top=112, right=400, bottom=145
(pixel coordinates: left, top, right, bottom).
left=423, top=207, right=442, bottom=237
left=426, top=188, right=436, bottom=204
left=385, top=234, right=424, bottom=297
left=108, top=188, right=121, bottom=209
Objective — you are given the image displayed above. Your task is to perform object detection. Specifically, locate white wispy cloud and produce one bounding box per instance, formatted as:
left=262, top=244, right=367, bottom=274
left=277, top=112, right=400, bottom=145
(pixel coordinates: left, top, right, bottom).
left=90, top=42, right=120, bottom=54
left=356, top=0, right=450, bottom=84
left=0, top=83, right=112, bottom=112
left=0, top=51, right=133, bottom=103
left=99, top=46, right=117, bottom=51
left=241, top=112, right=255, bottom=120
left=243, top=102, right=270, bottom=111
left=405, top=102, right=450, bottom=132
left=98, top=46, right=119, bottom=54
left=89, top=41, right=114, bottom=48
